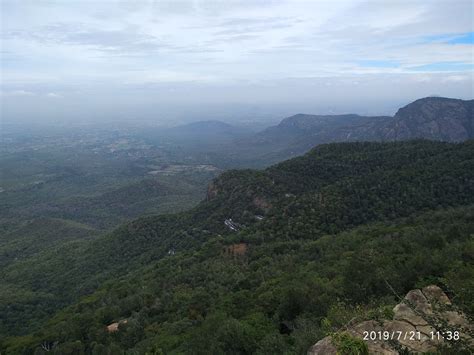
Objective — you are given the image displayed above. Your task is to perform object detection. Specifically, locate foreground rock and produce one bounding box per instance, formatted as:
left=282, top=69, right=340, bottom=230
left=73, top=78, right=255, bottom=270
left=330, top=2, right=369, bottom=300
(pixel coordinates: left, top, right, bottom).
left=308, top=285, right=473, bottom=354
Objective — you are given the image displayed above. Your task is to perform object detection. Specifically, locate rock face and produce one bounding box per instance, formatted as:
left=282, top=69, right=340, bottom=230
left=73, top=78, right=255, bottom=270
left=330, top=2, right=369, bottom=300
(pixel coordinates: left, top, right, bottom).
left=384, top=97, right=473, bottom=141
left=308, top=285, right=473, bottom=355
left=106, top=319, right=127, bottom=333
left=206, top=181, right=219, bottom=201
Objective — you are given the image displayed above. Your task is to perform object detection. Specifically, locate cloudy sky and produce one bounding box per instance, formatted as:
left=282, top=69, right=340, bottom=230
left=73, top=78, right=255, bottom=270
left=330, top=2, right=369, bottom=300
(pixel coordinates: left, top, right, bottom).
left=1, top=0, right=473, bottom=124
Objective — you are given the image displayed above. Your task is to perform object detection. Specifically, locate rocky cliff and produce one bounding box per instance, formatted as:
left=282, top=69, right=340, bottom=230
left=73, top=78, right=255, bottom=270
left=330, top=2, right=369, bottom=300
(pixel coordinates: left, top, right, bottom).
left=384, top=97, right=473, bottom=141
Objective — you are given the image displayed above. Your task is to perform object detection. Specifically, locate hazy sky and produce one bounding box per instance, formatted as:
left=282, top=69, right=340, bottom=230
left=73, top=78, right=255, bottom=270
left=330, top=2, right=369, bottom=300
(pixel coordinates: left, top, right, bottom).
left=1, top=0, right=473, bottom=124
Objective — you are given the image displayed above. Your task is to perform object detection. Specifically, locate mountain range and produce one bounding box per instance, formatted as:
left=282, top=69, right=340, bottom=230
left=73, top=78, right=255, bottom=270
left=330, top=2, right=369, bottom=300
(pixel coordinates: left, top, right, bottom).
left=134, top=96, right=473, bottom=167
left=234, top=96, right=473, bottom=164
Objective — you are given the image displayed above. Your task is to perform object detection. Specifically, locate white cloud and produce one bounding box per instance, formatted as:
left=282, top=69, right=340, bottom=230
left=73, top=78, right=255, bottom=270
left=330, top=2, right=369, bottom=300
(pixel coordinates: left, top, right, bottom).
left=442, top=74, right=472, bottom=82
left=1, top=0, right=472, bottom=123
left=45, top=92, right=62, bottom=98
left=2, top=1, right=471, bottom=82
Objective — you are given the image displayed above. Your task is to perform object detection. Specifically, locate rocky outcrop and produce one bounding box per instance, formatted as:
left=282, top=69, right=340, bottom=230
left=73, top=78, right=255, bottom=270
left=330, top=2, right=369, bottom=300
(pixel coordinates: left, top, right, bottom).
left=385, top=97, right=473, bottom=141
left=309, top=336, right=338, bottom=354
left=206, top=181, right=219, bottom=201
left=106, top=319, right=127, bottom=333
left=308, top=285, right=473, bottom=354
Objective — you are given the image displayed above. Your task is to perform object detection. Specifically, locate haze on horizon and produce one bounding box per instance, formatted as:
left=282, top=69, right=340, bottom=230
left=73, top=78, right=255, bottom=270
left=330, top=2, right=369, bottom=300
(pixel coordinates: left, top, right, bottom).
left=1, top=0, right=473, bottom=126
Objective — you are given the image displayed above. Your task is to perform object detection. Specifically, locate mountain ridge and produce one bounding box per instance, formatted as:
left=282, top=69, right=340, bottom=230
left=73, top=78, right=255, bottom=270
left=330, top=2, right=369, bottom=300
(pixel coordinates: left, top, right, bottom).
left=234, top=97, right=473, bottom=165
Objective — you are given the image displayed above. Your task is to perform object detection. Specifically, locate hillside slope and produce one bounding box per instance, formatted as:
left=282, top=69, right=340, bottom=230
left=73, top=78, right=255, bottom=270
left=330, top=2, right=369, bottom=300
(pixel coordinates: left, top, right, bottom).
left=2, top=140, right=474, bottom=354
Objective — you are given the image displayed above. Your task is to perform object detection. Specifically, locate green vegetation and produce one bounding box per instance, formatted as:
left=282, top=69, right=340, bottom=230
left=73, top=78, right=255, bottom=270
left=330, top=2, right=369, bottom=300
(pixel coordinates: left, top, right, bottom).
left=1, top=140, right=473, bottom=354
left=3, top=205, right=473, bottom=354
left=0, top=127, right=221, bottom=340
left=331, top=332, right=368, bottom=355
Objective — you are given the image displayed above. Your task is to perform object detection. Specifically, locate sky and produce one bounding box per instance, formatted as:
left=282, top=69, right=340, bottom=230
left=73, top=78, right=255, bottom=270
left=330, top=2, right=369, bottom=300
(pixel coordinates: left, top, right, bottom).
left=1, top=0, right=473, bottom=125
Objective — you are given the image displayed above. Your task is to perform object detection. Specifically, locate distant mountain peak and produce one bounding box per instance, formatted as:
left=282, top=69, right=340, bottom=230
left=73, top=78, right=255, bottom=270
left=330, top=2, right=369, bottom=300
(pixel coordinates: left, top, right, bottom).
left=387, top=96, right=473, bottom=141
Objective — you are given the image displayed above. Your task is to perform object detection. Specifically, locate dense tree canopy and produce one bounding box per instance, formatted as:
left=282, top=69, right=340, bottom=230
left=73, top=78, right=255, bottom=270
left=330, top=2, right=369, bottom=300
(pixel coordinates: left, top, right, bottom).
left=1, top=140, right=473, bottom=354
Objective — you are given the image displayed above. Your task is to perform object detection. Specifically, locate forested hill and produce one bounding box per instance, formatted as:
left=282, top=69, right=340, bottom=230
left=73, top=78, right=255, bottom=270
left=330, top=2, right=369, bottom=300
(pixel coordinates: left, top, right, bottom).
left=2, top=140, right=474, bottom=354
left=208, top=140, right=474, bottom=230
